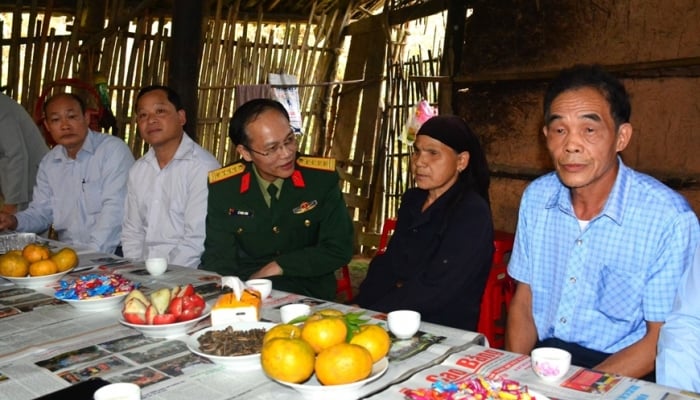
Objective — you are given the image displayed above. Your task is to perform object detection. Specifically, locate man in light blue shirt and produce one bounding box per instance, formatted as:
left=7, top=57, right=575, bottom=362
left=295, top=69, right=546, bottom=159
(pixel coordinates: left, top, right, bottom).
left=121, top=85, right=220, bottom=268
left=657, top=244, right=700, bottom=391
left=506, top=64, right=699, bottom=380
left=0, top=93, right=134, bottom=254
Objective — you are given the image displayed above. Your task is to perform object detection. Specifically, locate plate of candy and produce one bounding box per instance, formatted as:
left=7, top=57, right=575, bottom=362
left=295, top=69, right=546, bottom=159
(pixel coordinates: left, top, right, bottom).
left=54, top=273, right=137, bottom=311
left=403, top=377, right=551, bottom=400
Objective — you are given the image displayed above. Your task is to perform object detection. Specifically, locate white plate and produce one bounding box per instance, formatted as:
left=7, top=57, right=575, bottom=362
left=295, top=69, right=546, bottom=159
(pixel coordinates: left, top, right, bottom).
left=0, top=268, right=74, bottom=289
left=186, top=321, right=276, bottom=370
left=119, top=304, right=212, bottom=338
left=271, top=357, right=389, bottom=400
left=58, top=291, right=129, bottom=312
left=530, top=390, right=551, bottom=400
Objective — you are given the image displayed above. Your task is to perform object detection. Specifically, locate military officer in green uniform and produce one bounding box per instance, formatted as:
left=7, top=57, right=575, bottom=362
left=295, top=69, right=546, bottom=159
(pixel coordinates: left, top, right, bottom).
left=202, top=99, right=353, bottom=301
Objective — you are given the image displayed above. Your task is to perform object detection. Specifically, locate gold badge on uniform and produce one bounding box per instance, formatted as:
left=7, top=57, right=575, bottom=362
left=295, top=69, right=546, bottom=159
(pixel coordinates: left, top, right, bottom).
left=293, top=200, right=317, bottom=214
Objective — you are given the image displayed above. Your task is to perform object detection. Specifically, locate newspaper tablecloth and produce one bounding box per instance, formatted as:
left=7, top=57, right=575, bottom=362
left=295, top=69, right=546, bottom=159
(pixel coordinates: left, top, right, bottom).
left=0, top=251, right=484, bottom=400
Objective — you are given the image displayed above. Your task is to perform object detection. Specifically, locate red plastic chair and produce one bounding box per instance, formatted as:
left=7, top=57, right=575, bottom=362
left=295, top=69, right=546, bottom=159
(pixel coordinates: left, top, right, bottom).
left=376, top=218, right=397, bottom=256
left=335, top=265, right=354, bottom=303
left=477, top=231, right=516, bottom=349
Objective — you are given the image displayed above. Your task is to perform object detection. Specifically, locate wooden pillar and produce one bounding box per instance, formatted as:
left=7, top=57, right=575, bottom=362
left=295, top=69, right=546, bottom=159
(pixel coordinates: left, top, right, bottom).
left=439, top=0, right=468, bottom=114
left=169, top=0, right=204, bottom=141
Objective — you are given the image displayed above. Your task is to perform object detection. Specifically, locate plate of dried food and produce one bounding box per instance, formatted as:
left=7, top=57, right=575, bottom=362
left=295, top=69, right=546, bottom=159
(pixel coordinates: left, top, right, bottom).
left=185, top=321, right=275, bottom=370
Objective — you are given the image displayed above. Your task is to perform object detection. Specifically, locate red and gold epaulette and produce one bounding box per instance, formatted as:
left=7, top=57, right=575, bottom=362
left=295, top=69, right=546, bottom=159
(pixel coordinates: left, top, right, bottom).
left=208, top=163, right=246, bottom=184
left=296, top=156, right=336, bottom=172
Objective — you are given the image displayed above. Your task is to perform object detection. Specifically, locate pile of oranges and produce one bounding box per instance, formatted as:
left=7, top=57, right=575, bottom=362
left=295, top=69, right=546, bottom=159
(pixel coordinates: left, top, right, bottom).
left=261, top=309, right=391, bottom=386
left=0, top=243, right=78, bottom=277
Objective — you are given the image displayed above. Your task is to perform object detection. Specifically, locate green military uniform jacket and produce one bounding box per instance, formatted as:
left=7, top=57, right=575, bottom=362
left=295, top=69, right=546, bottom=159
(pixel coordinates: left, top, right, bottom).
left=202, top=156, right=353, bottom=301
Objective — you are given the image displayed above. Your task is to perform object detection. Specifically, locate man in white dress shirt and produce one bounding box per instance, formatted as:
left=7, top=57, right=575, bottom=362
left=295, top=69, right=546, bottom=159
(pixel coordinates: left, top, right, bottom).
left=121, top=85, right=220, bottom=268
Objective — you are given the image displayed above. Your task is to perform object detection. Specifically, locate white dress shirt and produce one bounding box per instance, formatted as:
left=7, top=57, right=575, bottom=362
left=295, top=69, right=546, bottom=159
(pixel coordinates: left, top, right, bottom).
left=121, top=133, right=220, bottom=268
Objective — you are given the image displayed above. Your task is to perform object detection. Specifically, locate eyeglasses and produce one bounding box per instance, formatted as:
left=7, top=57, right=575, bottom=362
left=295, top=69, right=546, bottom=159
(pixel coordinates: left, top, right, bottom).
left=245, top=131, right=300, bottom=157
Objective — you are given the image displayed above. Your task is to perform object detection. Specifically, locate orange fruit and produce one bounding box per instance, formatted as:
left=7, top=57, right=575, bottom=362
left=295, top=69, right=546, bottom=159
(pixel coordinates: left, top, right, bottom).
left=261, top=338, right=315, bottom=383
left=22, top=243, right=51, bottom=263
left=263, top=323, right=302, bottom=344
left=0, top=253, right=30, bottom=277
left=301, top=316, right=347, bottom=354
left=51, top=248, right=78, bottom=272
left=29, top=259, right=58, bottom=276
left=349, top=324, right=391, bottom=362
left=315, top=343, right=373, bottom=385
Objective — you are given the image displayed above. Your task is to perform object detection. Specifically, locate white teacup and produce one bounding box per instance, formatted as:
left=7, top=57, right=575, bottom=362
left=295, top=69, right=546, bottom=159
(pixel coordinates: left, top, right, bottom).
left=145, top=257, right=167, bottom=276
left=387, top=310, right=421, bottom=339
left=531, top=347, right=572, bottom=382
left=93, top=382, right=141, bottom=400
left=280, top=303, right=311, bottom=323
left=246, top=278, right=272, bottom=299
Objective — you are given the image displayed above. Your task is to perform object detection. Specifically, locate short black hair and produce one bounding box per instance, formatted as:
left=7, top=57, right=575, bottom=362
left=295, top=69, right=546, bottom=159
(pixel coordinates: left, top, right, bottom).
left=136, top=85, right=184, bottom=110
left=544, top=64, right=631, bottom=130
left=228, top=98, right=290, bottom=147
left=43, top=92, right=86, bottom=115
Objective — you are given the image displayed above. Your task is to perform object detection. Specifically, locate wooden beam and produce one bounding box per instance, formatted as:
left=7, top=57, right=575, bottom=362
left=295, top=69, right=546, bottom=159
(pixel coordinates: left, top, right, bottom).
left=411, top=57, right=700, bottom=85
left=343, top=0, right=450, bottom=36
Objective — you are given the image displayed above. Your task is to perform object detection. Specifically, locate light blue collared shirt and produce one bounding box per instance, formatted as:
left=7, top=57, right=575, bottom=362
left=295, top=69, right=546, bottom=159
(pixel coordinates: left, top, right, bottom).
left=16, top=130, right=134, bottom=253
left=657, top=243, right=700, bottom=392
left=508, top=158, right=700, bottom=353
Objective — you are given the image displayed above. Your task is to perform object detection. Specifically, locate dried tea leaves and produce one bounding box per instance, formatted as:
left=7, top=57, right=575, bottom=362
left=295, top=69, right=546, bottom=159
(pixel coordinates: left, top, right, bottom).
left=197, top=326, right=266, bottom=356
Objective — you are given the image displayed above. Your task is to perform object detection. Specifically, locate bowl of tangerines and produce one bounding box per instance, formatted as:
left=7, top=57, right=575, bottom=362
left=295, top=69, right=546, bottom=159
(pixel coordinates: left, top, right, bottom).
left=0, top=242, right=78, bottom=288
left=260, top=309, right=390, bottom=400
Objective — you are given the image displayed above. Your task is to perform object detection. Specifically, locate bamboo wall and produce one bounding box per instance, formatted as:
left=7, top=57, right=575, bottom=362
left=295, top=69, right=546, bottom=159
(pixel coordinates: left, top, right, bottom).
left=0, top=1, right=446, bottom=251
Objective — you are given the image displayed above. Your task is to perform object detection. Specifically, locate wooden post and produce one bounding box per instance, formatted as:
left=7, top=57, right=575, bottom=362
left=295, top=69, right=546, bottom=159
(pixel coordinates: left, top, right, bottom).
left=439, top=0, right=467, bottom=114
left=169, top=0, right=204, bottom=141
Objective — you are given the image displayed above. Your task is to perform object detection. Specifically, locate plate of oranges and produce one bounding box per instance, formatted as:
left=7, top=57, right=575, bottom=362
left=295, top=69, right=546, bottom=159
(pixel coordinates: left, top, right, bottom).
left=0, top=242, right=78, bottom=289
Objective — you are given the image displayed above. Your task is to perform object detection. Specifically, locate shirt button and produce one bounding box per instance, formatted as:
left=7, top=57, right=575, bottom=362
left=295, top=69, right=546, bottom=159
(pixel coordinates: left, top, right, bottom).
left=236, top=228, right=244, bottom=234
left=560, top=317, right=567, bottom=324
left=576, top=239, right=583, bottom=246
left=304, top=219, right=311, bottom=227
left=272, top=226, right=280, bottom=234
left=569, top=277, right=576, bottom=283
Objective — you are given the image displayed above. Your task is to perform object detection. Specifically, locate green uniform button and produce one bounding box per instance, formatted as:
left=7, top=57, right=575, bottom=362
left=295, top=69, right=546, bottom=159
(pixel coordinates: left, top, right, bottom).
left=304, top=219, right=311, bottom=227
left=272, top=226, right=280, bottom=233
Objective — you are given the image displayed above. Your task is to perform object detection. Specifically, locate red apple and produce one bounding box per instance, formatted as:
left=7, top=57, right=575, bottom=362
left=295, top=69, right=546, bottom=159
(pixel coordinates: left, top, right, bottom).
left=168, top=297, right=183, bottom=319
left=122, top=298, right=147, bottom=324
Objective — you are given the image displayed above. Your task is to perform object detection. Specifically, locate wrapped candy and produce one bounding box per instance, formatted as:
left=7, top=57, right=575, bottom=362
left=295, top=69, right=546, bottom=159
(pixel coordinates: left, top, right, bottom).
left=55, top=273, right=137, bottom=300
left=403, top=376, right=536, bottom=400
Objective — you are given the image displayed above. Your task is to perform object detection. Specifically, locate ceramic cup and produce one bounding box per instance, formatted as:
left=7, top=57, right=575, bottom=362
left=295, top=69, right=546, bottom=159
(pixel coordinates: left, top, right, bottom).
left=93, top=382, right=141, bottom=400
left=280, top=303, right=311, bottom=323
left=531, top=347, right=572, bottom=382
left=387, top=310, right=421, bottom=339
left=245, top=278, right=272, bottom=299
left=145, top=257, right=168, bottom=276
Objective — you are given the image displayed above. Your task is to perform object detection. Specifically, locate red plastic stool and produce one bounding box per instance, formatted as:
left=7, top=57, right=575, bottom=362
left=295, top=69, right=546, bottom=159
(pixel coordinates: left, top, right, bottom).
left=477, top=231, right=516, bottom=348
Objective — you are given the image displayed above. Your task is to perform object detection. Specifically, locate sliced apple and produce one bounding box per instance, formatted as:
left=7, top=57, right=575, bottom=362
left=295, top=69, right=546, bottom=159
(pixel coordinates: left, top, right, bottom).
left=149, top=287, right=171, bottom=315
left=178, top=283, right=195, bottom=297
left=153, top=314, right=177, bottom=325
left=124, top=289, right=149, bottom=307
left=170, top=285, right=181, bottom=299
left=122, top=298, right=147, bottom=324
left=145, top=304, right=159, bottom=325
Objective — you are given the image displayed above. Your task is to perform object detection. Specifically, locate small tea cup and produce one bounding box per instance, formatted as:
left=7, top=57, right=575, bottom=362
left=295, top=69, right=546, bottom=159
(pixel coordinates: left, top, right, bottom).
left=531, top=347, right=572, bottom=382
left=280, top=303, right=311, bottom=323
left=246, top=278, right=272, bottom=299
left=387, top=310, right=421, bottom=339
left=93, top=382, right=141, bottom=400
left=145, top=258, right=167, bottom=276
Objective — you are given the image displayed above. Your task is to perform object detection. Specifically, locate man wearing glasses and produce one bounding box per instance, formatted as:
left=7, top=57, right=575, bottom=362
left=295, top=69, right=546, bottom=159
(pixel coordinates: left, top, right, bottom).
left=202, top=99, right=353, bottom=301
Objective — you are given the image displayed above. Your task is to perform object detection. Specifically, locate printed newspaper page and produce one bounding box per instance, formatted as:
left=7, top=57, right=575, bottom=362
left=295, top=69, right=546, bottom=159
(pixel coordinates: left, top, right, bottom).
left=367, top=345, right=697, bottom=400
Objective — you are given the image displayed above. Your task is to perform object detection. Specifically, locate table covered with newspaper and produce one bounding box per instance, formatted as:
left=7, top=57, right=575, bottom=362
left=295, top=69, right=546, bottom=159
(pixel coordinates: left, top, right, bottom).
left=0, top=235, right=696, bottom=400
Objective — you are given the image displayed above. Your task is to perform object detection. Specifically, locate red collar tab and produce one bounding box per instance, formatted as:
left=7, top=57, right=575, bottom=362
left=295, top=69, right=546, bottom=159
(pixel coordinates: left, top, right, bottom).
left=240, top=172, right=251, bottom=193
left=291, top=170, right=305, bottom=188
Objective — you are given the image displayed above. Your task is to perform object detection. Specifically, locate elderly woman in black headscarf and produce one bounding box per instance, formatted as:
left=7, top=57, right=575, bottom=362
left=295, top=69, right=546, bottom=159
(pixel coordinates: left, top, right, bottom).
left=354, top=115, right=494, bottom=331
